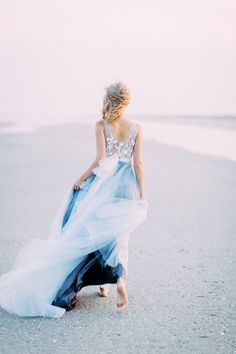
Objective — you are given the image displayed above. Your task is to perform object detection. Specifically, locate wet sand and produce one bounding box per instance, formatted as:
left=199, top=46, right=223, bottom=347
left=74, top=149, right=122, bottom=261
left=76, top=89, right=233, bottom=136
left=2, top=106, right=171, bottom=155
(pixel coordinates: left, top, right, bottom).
left=0, top=122, right=235, bottom=354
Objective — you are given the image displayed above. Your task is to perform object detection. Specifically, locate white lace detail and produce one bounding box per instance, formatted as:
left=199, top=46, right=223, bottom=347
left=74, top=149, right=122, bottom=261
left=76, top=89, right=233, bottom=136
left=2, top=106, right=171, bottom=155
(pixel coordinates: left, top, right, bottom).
left=104, top=121, right=137, bottom=160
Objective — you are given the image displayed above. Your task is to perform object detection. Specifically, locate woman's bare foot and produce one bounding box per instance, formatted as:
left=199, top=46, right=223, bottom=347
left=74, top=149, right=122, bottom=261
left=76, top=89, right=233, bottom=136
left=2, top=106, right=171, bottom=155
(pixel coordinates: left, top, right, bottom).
left=99, top=285, right=109, bottom=297
left=116, top=277, right=128, bottom=308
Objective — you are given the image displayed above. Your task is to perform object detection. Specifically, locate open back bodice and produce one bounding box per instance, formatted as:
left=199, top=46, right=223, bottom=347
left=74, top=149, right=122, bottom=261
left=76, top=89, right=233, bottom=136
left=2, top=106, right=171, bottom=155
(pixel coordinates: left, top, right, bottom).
left=104, top=121, right=137, bottom=160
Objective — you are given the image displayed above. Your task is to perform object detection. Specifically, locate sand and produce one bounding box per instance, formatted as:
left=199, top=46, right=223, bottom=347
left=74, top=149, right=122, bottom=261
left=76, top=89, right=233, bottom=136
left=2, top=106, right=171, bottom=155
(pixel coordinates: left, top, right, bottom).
left=0, top=122, right=235, bottom=354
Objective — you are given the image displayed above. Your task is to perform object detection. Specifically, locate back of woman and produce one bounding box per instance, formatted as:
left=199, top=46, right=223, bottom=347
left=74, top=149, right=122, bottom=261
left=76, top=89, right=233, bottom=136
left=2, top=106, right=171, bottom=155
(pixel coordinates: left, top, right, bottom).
left=103, top=119, right=137, bottom=160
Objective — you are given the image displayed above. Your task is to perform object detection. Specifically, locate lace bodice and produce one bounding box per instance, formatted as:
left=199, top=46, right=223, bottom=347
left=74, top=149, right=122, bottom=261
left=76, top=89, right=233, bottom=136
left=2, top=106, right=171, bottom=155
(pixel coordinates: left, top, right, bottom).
left=104, top=121, right=137, bottom=160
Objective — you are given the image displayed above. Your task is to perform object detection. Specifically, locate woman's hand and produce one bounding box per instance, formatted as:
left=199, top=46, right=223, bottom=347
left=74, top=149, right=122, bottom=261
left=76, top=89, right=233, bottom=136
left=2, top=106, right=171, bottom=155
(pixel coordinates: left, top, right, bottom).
left=140, top=193, right=146, bottom=200
left=73, top=177, right=85, bottom=190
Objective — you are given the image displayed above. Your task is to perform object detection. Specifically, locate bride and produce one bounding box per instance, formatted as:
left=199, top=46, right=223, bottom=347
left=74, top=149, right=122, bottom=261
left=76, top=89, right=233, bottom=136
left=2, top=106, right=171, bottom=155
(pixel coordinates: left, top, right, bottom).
left=0, top=81, right=148, bottom=318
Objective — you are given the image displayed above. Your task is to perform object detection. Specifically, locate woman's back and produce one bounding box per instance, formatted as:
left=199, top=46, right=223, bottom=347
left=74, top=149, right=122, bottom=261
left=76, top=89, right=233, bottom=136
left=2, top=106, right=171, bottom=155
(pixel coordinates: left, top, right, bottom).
left=104, top=119, right=137, bottom=160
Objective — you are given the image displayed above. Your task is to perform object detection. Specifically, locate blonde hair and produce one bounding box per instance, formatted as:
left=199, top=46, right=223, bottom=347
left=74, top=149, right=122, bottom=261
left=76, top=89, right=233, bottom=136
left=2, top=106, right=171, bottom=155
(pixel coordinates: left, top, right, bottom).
left=102, top=81, right=131, bottom=123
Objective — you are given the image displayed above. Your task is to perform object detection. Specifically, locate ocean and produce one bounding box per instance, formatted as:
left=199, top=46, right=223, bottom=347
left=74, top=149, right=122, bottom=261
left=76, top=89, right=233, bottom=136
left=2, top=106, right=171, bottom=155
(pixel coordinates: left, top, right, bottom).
left=0, top=115, right=236, bottom=163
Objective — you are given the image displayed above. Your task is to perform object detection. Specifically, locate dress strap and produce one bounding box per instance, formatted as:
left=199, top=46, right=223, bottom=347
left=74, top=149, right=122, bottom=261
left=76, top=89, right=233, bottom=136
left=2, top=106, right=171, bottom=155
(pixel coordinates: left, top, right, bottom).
left=131, top=121, right=137, bottom=140
left=104, top=121, right=111, bottom=138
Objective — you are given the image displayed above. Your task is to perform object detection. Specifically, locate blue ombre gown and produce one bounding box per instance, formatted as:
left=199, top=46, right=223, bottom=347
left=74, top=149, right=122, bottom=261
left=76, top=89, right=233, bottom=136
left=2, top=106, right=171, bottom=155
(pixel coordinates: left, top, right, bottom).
left=0, top=121, right=148, bottom=318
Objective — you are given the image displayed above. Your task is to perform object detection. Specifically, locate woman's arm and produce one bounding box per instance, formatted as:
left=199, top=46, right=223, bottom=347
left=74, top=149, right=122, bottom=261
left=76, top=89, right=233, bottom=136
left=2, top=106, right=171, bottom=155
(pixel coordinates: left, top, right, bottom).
left=133, top=123, right=145, bottom=199
left=73, top=121, right=106, bottom=190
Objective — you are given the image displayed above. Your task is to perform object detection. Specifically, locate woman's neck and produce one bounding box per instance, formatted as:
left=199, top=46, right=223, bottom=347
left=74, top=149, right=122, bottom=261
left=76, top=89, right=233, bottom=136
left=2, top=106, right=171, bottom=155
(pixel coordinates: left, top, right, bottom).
left=115, top=115, right=129, bottom=124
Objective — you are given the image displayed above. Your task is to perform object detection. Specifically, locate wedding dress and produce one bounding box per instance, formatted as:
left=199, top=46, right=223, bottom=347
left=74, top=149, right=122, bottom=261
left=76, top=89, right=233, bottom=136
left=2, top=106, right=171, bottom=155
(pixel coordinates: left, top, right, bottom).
left=0, top=120, right=148, bottom=318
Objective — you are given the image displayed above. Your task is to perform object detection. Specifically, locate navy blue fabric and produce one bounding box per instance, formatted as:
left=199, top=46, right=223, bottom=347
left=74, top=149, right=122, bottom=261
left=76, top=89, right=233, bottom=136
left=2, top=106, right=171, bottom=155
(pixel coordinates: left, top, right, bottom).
left=53, top=173, right=124, bottom=311
left=52, top=250, right=124, bottom=310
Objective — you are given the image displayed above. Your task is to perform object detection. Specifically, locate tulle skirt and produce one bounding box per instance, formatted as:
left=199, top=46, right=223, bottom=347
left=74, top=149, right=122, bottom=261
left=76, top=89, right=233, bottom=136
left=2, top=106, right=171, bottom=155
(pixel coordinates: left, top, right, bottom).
left=0, top=155, right=148, bottom=318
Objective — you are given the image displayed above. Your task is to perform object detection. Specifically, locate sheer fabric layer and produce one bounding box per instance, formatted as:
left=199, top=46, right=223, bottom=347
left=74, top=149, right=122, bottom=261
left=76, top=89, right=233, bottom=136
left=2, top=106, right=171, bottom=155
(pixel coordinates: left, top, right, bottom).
left=0, top=154, right=148, bottom=318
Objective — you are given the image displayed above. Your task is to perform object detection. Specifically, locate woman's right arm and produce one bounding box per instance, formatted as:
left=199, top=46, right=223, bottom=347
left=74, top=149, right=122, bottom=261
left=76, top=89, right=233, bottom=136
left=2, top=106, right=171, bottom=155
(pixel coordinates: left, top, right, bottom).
left=133, top=123, right=145, bottom=200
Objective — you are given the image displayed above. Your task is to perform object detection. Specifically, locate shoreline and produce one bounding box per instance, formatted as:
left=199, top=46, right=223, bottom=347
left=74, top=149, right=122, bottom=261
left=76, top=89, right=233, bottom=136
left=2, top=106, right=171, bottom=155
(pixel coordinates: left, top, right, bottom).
left=1, top=118, right=236, bottom=164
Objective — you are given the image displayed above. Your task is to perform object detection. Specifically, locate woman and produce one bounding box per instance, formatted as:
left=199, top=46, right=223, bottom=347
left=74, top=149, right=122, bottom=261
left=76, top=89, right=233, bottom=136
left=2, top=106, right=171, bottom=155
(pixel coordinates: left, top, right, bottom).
left=0, top=81, right=148, bottom=318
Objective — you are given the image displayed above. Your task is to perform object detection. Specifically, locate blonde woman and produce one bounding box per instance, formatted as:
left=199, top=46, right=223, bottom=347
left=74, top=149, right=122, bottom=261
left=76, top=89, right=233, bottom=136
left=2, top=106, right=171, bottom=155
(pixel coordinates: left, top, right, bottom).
left=0, top=81, right=148, bottom=318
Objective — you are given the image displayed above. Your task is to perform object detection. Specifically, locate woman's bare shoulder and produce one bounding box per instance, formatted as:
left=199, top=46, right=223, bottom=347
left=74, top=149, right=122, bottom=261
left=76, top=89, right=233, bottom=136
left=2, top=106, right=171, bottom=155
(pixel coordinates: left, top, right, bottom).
left=134, top=121, right=143, bottom=134
left=95, top=119, right=105, bottom=128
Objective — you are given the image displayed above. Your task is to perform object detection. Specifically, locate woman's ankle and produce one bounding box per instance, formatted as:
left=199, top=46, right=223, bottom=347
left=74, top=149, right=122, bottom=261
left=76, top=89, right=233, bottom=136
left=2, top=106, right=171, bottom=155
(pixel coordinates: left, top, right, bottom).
left=117, top=276, right=125, bottom=285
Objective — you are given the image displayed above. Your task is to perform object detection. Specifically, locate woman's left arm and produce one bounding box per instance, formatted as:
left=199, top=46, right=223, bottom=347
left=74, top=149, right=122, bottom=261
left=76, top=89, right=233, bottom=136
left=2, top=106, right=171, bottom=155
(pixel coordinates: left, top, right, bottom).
left=73, top=121, right=106, bottom=190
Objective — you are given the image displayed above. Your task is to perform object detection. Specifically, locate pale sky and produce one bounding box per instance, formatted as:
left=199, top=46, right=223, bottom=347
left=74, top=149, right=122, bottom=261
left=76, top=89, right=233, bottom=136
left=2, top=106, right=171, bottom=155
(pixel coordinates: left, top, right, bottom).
left=0, top=0, right=236, bottom=121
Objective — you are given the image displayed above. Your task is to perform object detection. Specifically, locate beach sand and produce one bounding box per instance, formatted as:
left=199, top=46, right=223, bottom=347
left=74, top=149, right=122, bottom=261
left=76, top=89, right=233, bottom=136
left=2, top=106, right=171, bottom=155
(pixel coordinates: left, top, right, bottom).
left=0, top=122, right=235, bottom=354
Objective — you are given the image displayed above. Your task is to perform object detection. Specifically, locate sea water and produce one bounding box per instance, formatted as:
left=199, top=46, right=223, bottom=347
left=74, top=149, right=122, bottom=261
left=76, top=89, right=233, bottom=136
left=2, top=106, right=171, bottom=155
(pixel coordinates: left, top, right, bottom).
left=0, top=115, right=236, bottom=163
